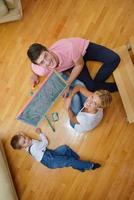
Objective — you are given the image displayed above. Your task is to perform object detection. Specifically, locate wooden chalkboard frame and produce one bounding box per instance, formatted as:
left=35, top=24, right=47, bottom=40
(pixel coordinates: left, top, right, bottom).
left=17, top=70, right=67, bottom=127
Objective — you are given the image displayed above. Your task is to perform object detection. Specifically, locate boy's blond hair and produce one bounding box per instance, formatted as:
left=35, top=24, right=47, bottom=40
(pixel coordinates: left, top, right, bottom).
left=94, top=90, right=112, bottom=108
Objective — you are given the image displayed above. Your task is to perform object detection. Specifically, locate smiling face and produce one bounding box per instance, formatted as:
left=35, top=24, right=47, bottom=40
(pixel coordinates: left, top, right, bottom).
left=18, top=135, right=32, bottom=149
left=84, top=93, right=101, bottom=110
left=84, top=90, right=112, bottom=110
left=35, top=50, right=58, bottom=69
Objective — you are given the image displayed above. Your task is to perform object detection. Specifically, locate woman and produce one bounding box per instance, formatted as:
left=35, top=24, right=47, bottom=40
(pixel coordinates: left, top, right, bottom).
left=65, top=85, right=112, bottom=133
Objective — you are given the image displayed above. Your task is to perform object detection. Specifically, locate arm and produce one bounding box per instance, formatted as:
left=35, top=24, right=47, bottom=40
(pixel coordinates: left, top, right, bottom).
left=39, top=133, right=48, bottom=147
left=68, top=108, right=79, bottom=125
left=68, top=85, right=93, bottom=106
left=30, top=72, right=40, bottom=87
left=66, top=56, right=84, bottom=86
left=62, top=56, right=84, bottom=98
left=64, top=85, right=93, bottom=112
left=73, top=85, right=93, bottom=97
left=64, top=97, right=79, bottom=124
left=35, top=128, right=48, bottom=147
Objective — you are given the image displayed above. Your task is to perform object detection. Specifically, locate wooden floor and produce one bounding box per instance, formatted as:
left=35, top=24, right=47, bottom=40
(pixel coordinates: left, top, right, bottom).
left=0, top=0, right=134, bottom=199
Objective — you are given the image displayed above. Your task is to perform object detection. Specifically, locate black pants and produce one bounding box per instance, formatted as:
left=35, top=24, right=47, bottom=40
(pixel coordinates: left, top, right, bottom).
left=77, top=42, right=120, bottom=92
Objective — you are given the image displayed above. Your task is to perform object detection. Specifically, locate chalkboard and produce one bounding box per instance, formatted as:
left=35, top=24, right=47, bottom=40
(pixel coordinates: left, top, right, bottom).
left=17, top=71, right=67, bottom=127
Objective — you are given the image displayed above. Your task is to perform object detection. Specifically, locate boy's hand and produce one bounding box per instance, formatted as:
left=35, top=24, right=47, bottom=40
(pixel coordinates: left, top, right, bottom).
left=35, top=127, right=42, bottom=134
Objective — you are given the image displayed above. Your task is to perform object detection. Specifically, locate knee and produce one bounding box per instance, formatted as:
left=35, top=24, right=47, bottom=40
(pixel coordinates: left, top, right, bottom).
left=60, top=145, right=68, bottom=149
left=71, top=79, right=86, bottom=88
left=86, top=81, right=96, bottom=92
left=72, top=94, right=80, bottom=103
left=111, top=52, right=121, bottom=66
left=77, top=81, right=86, bottom=88
left=114, top=53, right=121, bottom=64
left=63, top=145, right=70, bottom=151
left=62, top=145, right=69, bottom=149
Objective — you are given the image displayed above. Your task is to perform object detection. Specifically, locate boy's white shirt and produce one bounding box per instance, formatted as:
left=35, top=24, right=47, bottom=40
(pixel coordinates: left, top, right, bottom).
left=25, top=133, right=48, bottom=162
left=74, top=108, right=103, bottom=133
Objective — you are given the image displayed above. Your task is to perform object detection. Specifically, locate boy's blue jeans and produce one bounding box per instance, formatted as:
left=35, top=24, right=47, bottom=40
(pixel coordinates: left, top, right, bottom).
left=41, top=145, right=93, bottom=171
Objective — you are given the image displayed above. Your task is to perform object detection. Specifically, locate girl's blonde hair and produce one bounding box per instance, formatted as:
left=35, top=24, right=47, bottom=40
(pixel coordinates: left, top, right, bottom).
left=94, top=90, right=112, bottom=108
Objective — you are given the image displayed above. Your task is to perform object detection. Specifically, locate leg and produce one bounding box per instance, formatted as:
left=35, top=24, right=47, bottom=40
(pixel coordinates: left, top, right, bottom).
left=70, top=93, right=83, bottom=115
left=41, top=150, right=94, bottom=171
left=77, top=64, right=118, bottom=92
left=69, top=91, right=86, bottom=128
left=69, top=78, right=86, bottom=89
left=84, top=42, right=120, bottom=82
left=61, top=72, right=86, bottom=126
left=70, top=159, right=94, bottom=171
left=69, top=78, right=86, bottom=114
left=53, top=145, right=80, bottom=159
left=78, top=92, right=87, bottom=106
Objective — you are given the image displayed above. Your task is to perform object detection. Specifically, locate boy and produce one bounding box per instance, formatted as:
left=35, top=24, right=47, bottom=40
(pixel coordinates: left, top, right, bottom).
left=10, top=128, right=101, bottom=172
left=27, top=37, right=120, bottom=95
left=64, top=85, right=112, bottom=133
